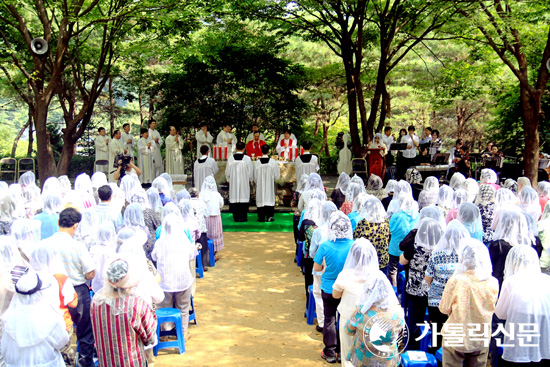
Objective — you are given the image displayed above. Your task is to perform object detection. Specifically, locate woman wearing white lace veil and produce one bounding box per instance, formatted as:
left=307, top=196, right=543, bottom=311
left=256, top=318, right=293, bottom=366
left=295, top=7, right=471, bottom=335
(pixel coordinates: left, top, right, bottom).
left=388, top=195, right=418, bottom=286
left=120, top=174, right=141, bottom=206
left=538, top=202, right=550, bottom=274
left=405, top=168, right=423, bottom=201
left=537, top=181, right=550, bottom=212
left=90, top=254, right=158, bottom=367
left=518, top=187, right=542, bottom=223
left=9, top=184, right=27, bottom=219
left=502, top=178, right=518, bottom=194
left=176, top=189, right=191, bottom=203
left=461, top=177, right=480, bottom=203
left=491, top=188, right=518, bottom=231
left=449, top=172, right=466, bottom=190
left=73, top=210, right=99, bottom=251
left=309, top=201, right=338, bottom=332
left=41, top=177, right=62, bottom=199
left=313, top=211, right=354, bottom=363
left=298, top=173, right=325, bottom=211
left=57, top=176, right=72, bottom=198
left=200, top=176, right=224, bottom=258
left=457, top=202, right=484, bottom=242
left=146, top=187, right=163, bottom=215
left=516, top=176, right=531, bottom=195
left=340, top=183, right=362, bottom=215
left=386, top=180, right=413, bottom=218
left=330, top=172, right=350, bottom=209
left=445, top=188, right=470, bottom=224
left=425, top=220, right=470, bottom=347
left=299, top=198, right=324, bottom=308
left=400, top=217, right=443, bottom=350
left=122, top=203, right=152, bottom=259
left=332, top=238, right=379, bottom=367
left=366, top=174, right=387, bottom=201
left=418, top=176, right=439, bottom=209
left=1, top=270, right=69, bottom=367
left=350, top=175, right=365, bottom=192
left=11, top=218, right=42, bottom=262
left=344, top=270, right=403, bottom=367
left=89, top=223, right=117, bottom=293
left=479, top=168, right=500, bottom=190
left=437, top=185, right=454, bottom=217
left=152, top=176, right=172, bottom=206
left=74, top=173, right=96, bottom=209
left=495, top=245, right=550, bottom=366
left=439, top=239, right=498, bottom=367
left=130, top=189, right=161, bottom=250
left=349, top=193, right=369, bottom=231
left=354, top=196, right=390, bottom=272
left=19, top=172, right=43, bottom=214
left=159, top=173, right=177, bottom=200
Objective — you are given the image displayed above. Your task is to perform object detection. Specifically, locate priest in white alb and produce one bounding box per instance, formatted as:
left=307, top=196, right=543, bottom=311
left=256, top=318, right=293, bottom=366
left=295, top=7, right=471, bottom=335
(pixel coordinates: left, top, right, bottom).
left=295, top=140, right=319, bottom=179
left=137, top=128, right=155, bottom=184
left=216, top=124, right=236, bottom=156
left=94, top=127, right=109, bottom=173
left=108, top=129, right=126, bottom=182
left=194, top=145, right=219, bottom=191
left=275, top=129, right=297, bottom=160
left=121, top=123, right=135, bottom=158
left=165, top=126, right=185, bottom=175
left=226, top=141, right=254, bottom=222
left=196, top=123, right=213, bottom=158
left=254, top=144, right=281, bottom=222
left=148, top=120, right=164, bottom=177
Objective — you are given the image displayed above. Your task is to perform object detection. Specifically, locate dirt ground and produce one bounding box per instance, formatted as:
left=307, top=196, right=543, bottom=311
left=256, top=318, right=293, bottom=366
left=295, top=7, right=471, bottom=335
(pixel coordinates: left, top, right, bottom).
left=155, top=232, right=326, bottom=367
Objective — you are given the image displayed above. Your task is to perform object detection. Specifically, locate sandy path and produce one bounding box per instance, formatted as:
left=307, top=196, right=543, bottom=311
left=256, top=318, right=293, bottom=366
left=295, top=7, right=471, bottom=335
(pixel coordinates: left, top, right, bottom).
left=155, top=232, right=325, bottom=367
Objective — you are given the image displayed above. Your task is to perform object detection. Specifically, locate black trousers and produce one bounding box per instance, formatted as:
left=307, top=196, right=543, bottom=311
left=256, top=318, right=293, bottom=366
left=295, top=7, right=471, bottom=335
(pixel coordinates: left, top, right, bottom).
left=428, top=305, right=448, bottom=352
left=230, top=202, right=249, bottom=222
left=303, top=258, right=314, bottom=308
left=68, top=283, right=96, bottom=367
left=406, top=294, right=428, bottom=351
left=398, top=156, right=417, bottom=180
left=196, top=232, right=210, bottom=267
left=321, top=291, right=341, bottom=358
left=257, top=206, right=274, bottom=221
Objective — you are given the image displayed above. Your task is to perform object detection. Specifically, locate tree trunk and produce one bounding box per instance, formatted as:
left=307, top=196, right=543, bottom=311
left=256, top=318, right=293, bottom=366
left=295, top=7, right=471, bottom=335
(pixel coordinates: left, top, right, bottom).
left=34, top=99, right=57, bottom=186
left=377, top=82, right=391, bottom=133
left=12, top=115, right=31, bottom=157
left=366, top=59, right=387, bottom=145
left=341, top=51, right=362, bottom=156
left=323, top=122, right=330, bottom=157
left=109, top=78, right=115, bottom=136
left=56, top=139, right=76, bottom=176
left=27, top=113, right=33, bottom=157
left=520, top=87, right=540, bottom=186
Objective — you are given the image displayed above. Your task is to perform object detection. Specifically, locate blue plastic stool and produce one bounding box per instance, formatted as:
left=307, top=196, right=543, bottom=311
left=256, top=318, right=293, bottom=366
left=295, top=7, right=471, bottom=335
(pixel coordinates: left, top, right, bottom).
left=207, top=239, right=215, bottom=267
left=305, top=284, right=317, bottom=325
left=196, top=250, right=204, bottom=278
left=189, top=295, right=197, bottom=325
left=435, top=348, right=442, bottom=362
left=400, top=351, right=438, bottom=367
left=296, top=241, right=304, bottom=268
left=419, top=328, right=432, bottom=353
left=397, top=270, right=406, bottom=306
left=154, top=308, right=185, bottom=356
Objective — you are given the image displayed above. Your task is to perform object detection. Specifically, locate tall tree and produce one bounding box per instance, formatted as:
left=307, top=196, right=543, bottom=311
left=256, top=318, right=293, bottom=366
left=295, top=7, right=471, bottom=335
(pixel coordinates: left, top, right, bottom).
left=454, top=0, right=550, bottom=184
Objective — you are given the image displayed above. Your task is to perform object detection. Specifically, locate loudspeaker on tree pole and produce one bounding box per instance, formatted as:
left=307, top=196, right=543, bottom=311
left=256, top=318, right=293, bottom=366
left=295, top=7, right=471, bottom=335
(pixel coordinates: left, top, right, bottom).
left=30, top=38, right=48, bottom=55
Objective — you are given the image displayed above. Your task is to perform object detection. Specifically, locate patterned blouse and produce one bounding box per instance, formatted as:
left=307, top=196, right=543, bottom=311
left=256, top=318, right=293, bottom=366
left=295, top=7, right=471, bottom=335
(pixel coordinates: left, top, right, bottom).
left=478, top=202, right=495, bottom=243
left=405, top=245, right=431, bottom=297
left=353, top=220, right=390, bottom=269
left=91, top=296, right=157, bottom=367
left=341, top=201, right=353, bottom=215
left=344, top=304, right=405, bottom=367
left=425, top=250, right=459, bottom=307
left=143, top=208, right=161, bottom=251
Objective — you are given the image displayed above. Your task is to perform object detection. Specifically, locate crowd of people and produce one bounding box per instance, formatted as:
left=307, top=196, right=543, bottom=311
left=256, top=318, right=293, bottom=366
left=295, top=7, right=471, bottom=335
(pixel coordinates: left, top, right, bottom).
left=0, top=170, right=224, bottom=367
left=293, top=169, right=550, bottom=367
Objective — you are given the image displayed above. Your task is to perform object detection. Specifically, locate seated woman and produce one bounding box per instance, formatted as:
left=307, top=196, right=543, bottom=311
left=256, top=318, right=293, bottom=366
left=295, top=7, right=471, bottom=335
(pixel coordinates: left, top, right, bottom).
left=446, top=189, right=470, bottom=224
left=341, top=183, right=362, bottom=216
left=480, top=168, right=500, bottom=190
left=475, top=184, right=497, bottom=244
left=457, top=202, right=484, bottom=242
left=344, top=271, right=404, bottom=367
left=366, top=174, right=387, bottom=201
left=331, top=173, right=351, bottom=210
left=418, top=176, right=439, bottom=209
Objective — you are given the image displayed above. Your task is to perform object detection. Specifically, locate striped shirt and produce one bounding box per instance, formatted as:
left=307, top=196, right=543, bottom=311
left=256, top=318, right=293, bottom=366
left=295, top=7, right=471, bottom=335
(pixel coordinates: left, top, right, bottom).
left=151, top=236, right=195, bottom=292
left=91, top=295, right=157, bottom=367
left=42, top=232, right=95, bottom=286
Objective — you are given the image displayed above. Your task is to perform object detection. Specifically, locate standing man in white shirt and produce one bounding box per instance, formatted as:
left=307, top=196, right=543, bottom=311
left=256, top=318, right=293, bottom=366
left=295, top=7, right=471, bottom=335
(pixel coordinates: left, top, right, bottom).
left=94, top=127, right=109, bottom=173
left=165, top=126, right=185, bottom=175
left=194, top=145, right=219, bottom=191
left=137, top=128, right=155, bottom=184
left=381, top=126, right=396, bottom=167
left=246, top=124, right=266, bottom=143
left=195, top=123, right=213, bottom=158
left=121, top=123, right=135, bottom=158
left=148, top=120, right=164, bottom=177
left=399, top=125, right=420, bottom=179
left=295, top=141, right=319, bottom=180
left=255, top=144, right=281, bottom=222
left=108, top=129, right=125, bottom=182
left=216, top=124, right=237, bottom=156
left=226, top=142, right=254, bottom=222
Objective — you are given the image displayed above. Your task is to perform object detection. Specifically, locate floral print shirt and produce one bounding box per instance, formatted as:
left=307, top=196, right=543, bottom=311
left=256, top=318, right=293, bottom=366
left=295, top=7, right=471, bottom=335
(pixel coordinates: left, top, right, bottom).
left=353, top=220, right=390, bottom=269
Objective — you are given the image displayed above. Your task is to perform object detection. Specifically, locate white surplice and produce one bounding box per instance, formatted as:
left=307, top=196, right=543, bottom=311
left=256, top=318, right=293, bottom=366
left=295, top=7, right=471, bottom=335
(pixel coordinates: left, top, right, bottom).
left=94, top=135, right=109, bottom=173
left=138, top=137, right=155, bottom=184
left=254, top=156, right=280, bottom=207
left=216, top=131, right=237, bottom=156
left=148, top=128, right=164, bottom=177
left=193, top=155, right=218, bottom=192
left=225, top=153, right=254, bottom=204
left=165, top=134, right=185, bottom=175
left=121, top=131, right=135, bottom=158
left=295, top=153, right=319, bottom=180
left=195, top=130, right=213, bottom=157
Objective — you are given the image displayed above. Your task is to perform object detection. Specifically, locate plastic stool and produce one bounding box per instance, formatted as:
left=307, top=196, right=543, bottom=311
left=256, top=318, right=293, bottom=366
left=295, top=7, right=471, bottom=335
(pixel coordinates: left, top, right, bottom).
left=435, top=348, right=442, bottom=362
left=397, top=271, right=406, bottom=306
left=296, top=241, right=304, bottom=268
left=207, top=239, right=215, bottom=267
left=305, top=284, right=317, bottom=325
left=154, top=308, right=185, bottom=356
left=419, top=328, right=432, bottom=353
left=400, top=351, right=437, bottom=367
left=196, top=250, right=204, bottom=278
left=189, top=295, right=197, bottom=325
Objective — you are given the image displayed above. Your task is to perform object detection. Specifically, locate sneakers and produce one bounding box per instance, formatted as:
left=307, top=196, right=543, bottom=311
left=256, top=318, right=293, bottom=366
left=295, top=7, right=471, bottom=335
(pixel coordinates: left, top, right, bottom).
left=321, top=351, right=337, bottom=364
left=316, top=325, right=323, bottom=333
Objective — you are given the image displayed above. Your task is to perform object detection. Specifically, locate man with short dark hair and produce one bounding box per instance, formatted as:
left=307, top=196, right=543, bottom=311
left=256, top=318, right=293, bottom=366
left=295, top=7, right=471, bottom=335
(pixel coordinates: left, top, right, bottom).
left=89, top=185, right=123, bottom=231
left=108, top=129, right=125, bottom=182
left=216, top=124, right=237, bottom=156
left=382, top=126, right=396, bottom=166
left=94, top=127, right=109, bottom=173
left=226, top=141, right=254, bottom=222
left=246, top=124, right=265, bottom=143
left=40, top=207, right=96, bottom=367
left=276, top=129, right=297, bottom=159
left=255, top=144, right=281, bottom=222
left=295, top=140, right=319, bottom=179
left=193, top=145, right=218, bottom=191
left=420, top=126, right=433, bottom=144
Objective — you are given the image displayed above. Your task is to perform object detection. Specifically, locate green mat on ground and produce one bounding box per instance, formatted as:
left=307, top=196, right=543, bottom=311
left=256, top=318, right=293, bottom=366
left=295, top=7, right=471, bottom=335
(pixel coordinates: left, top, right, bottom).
left=221, top=212, right=294, bottom=232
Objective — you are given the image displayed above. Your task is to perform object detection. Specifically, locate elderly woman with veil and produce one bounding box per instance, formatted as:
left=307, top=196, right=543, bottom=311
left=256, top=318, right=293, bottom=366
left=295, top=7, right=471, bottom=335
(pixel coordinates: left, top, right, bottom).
left=461, top=178, right=479, bottom=203
left=418, top=176, right=439, bottom=209
left=457, top=202, right=484, bottom=242
left=445, top=189, right=470, bottom=224
left=494, top=245, right=550, bottom=366
left=354, top=196, right=390, bottom=273
left=341, top=183, right=362, bottom=216
left=537, top=181, right=550, bottom=212
left=381, top=179, right=397, bottom=210
left=299, top=198, right=323, bottom=302
left=298, top=173, right=326, bottom=212
left=437, top=185, right=454, bottom=218
left=309, top=201, right=338, bottom=332
left=152, top=176, right=173, bottom=206
left=313, top=211, right=355, bottom=363
left=439, top=239, right=499, bottom=367
left=130, top=189, right=161, bottom=245
left=200, top=175, right=224, bottom=258
left=91, top=254, right=158, bottom=367
left=480, top=168, right=500, bottom=190
left=331, top=172, right=351, bottom=210
left=349, top=193, right=369, bottom=231
left=518, top=187, right=542, bottom=223
left=34, top=194, right=63, bottom=240
left=343, top=271, right=404, bottom=367
left=366, top=174, right=387, bottom=201
left=152, top=214, right=195, bottom=341
left=425, top=220, right=470, bottom=349
left=332, top=239, right=379, bottom=367
left=74, top=173, right=96, bottom=209
left=399, top=217, right=444, bottom=350
left=1, top=270, right=70, bottom=367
